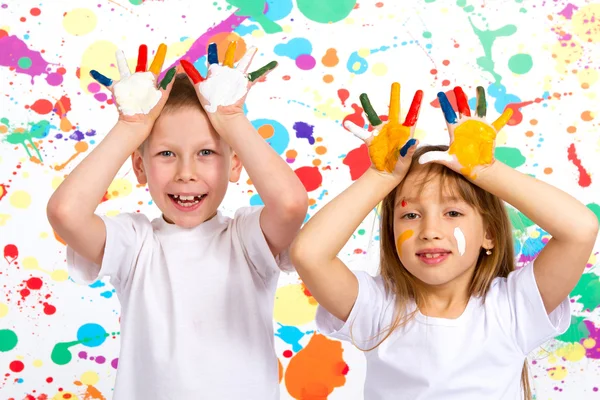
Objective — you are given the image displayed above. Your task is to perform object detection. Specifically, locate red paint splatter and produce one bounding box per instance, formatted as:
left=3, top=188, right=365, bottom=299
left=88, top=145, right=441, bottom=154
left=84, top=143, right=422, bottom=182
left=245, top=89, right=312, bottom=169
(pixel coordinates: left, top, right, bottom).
left=30, top=7, right=41, bottom=16
left=301, top=283, right=312, bottom=297
left=9, top=360, right=24, bottom=373
left=343, top=144, right=370, bottom=180
left=505, top=96, right=545, bottom=126
left=43, top=303, right=56, bottom=315
left=295, top=166, right=323, bottom=192
left=567, top=143, right=591, bottom=187
left=46, top=377, right=54, bottom=383
left=342, top=103, right=365, bottom=133
left=283, top=350, right=293, bottom=358
left=4, top=244, right=18, bottom=264
left=0, top=183, right=7, bottom=201
left=375, top=2, right=384, bottom=7
left=26, top=277, right=43, bottom=290
left=30, top=99, right=54, bottom=114
left=20, top=288, right=31, bottom=298
left=401, top=199, right=407, bottom=207
left=337, top=89, right=349, bottom=106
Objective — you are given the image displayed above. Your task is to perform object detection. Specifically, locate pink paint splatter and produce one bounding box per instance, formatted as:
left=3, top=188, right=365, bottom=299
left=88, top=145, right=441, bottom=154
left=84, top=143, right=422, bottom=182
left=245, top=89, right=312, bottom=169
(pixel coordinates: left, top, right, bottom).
left=0, top=31, right=60, bottom=83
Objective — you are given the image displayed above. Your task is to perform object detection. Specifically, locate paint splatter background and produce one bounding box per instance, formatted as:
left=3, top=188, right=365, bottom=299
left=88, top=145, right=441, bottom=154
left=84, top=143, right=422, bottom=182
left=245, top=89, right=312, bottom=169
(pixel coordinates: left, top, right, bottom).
left=1, top=0, right=599, bottom=399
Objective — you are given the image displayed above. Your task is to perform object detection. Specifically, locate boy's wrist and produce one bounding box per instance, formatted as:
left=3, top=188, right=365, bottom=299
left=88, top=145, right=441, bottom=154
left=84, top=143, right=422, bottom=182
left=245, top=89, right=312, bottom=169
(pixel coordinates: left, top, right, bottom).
left=208, top=113, right=249, bottom=134
left=114, top=119, right=154, bottom=137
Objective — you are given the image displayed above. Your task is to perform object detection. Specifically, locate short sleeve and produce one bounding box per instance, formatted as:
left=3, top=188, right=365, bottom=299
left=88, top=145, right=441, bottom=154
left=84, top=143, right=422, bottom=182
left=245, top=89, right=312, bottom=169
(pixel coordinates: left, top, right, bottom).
left=491, top=261, right=571, bottom=355
left=316, top=271, right=392, bottom=349
left=232, top=206, right=293, bottom=281
left=67, top=213, right=152, bottom=293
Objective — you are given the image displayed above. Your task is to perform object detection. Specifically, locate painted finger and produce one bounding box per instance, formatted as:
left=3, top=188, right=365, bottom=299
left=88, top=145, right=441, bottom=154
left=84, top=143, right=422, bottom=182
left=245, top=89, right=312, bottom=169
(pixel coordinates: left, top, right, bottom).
left=90, top=70, right=113, bottom=87
left=438, top=92, right=457, bottom=124
left=399, top=138, right=418, bottom=157
left=344, top=120, right=371, bottom=141
left=388, top=82, right=401, bottom=124
left=359, top=93, right=382, bottom=127
left=224, top=41, right=237, bottom=68
left=115, top=49, right=131, bottom=79
left=403, top=90, right=424, bottom=127
left=158, top=66, right=177, bottom=90
left=475, top=86, right=486, bottom=118
left=248, top=60, right=278, bottom=82
left=453, top=86, right=471, bottom=118
left=491, top=107, right=513, bottom=131
left=180, top=60, right=205, bottom=84
left=135, top=44, right=148, bottom=73
left=149, top=43, right=167, bottom=75
left=418, top=150, right=453, bottom=165
left=236, top=46, right=257, bottom=74
left=207, top=42, right=219, bottom=65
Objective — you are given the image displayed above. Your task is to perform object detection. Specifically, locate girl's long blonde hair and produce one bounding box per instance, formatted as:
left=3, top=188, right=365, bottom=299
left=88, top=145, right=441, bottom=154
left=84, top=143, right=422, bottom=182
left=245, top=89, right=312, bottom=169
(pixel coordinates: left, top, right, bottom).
left=371, top=145, right=531, bottom=399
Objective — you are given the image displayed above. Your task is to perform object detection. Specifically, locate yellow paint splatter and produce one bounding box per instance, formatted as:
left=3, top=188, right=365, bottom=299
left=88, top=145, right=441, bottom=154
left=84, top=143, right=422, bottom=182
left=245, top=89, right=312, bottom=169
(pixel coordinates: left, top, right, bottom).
left=9, top=190, right=31, bottom=209
left=80, top=371, right=99, bottom=386
left=371, top=63, right=388, bottom=76
left=80, top=40, right=119, bottom=92
left=273, top=284, right=318, bottom=326
left=555, top=342, right=586, bottom=362
left=583, top=338, right=597, bottom=349
left=0, top=214, right=11, bottom=226
left=106, top=178, right=133, bottom=200
left=313, top=98, right=347, bottom=121
left=572, top=4, right=600, bottom=43
left=51, top=270, right=69, bottom=282
left=22, top=257, right=39, bottom=270
left=32, top=359, right=43, bottom=367
left=0, top=302, right=8, bottom=318
left=63, top=8, right=97, bottom=36
left=396, top=230, right=414, bottom=257
left=547, top=365, right=567, bottom=380
left=449, top=120, right=496, bottom=179
left=53, top=392, right=79, bottom=400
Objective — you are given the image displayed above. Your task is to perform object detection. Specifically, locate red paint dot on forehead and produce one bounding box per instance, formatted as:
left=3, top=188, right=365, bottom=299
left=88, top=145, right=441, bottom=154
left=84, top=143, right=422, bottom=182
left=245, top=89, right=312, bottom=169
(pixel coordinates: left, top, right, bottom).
left=401, top=199, right=407, bottom=207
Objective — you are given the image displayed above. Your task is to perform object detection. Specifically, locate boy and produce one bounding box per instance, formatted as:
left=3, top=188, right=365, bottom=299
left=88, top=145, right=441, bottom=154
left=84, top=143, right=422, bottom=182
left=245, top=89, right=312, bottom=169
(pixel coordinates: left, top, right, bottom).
left=47, top=43, right=308, bottom=399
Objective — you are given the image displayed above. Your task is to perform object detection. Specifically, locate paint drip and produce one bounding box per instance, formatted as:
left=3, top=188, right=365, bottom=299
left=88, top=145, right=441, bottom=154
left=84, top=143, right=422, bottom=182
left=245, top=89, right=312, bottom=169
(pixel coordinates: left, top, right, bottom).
left=454, top=227, right=466, bottom=256
left=199, top=64, right=248, bottom=113
left=113, top=72, right=161, bottom=116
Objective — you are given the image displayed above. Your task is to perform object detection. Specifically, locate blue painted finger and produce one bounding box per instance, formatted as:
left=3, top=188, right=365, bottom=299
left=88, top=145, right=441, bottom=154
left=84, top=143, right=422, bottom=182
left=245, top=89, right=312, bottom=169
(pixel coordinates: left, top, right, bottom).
left=207, top=43, right=219, bottom=65
left=438, top=92, right=457, bottom=124
left=399, top=138, right=417, bottom=157
left=90, top=70, right=113, bottom=87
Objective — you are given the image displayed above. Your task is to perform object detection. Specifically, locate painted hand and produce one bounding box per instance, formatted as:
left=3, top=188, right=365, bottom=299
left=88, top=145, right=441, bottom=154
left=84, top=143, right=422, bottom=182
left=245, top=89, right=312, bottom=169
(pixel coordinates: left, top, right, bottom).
left=90, top=44, right=177, bottom=125
left=419, top=86, right=513, bottom=180
left=180, top=41, right=277, bottom=115
left=344, top=83, right=423, bottom=178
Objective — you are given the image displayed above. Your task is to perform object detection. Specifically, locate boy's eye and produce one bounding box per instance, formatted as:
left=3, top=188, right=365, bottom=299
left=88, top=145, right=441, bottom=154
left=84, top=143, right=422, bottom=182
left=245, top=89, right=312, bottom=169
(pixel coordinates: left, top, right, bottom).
left=199, top=149, right=214, bottom=156
left=401, top=213, right=419, bottom=220
left=447, top=211, right=463, bottom=217
left=158, top=151, right=174, bottom=157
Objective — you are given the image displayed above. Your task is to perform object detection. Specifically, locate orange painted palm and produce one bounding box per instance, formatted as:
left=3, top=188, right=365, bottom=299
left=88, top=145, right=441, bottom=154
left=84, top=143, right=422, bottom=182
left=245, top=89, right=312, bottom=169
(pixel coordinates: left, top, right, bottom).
left=419, top=86, right=513, bottom=179
left=344, top=83, right=423, bottom=176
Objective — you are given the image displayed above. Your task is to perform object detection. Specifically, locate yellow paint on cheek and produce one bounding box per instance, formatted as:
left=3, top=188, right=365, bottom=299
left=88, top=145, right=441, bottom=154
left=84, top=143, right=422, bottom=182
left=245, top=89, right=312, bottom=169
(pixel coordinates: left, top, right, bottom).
left=368, top=123, right=411, bottom=172
left=449, top=120, right=496, bottom=178
left=396, top=229, right=414, bottom=257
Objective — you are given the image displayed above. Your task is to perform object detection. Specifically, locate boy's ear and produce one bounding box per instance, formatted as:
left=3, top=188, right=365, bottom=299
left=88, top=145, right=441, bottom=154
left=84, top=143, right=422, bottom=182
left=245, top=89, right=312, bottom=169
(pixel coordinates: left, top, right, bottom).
left=132, top=150, right=147, bottom=185
left=228, top=152, right=243, bottom=183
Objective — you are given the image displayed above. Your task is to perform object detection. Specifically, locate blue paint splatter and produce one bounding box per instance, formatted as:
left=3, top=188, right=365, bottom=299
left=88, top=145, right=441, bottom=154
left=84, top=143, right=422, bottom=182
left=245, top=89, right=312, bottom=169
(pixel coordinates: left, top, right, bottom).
left=346, top=44, right=394, bottom=75
left=193, top=56, right=208, bottom=79
left=275, top=323, right=312, bottom=352
left=235, top=24, right=259, bottom=36
left=100, top=290, right=114, bottom=298
left=293, top=121, right=315, bottom=144
left=317, top=190, right=327, bottom=200
left=251, top=118, right=289, bottom=155
left=89, top=281, right=105, bottom=288
left=274, top=38, right=312, bottom=60
left=77, top=323, right=107, bottom=348
left=250, top=194, right=264, bottom=206
left=264, top=0, right=293, bottom=20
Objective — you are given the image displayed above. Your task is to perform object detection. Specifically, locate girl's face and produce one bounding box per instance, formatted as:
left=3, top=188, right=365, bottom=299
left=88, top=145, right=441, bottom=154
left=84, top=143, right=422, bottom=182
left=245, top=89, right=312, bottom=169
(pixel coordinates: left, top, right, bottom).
left=393, top=168, right=494, bottom=291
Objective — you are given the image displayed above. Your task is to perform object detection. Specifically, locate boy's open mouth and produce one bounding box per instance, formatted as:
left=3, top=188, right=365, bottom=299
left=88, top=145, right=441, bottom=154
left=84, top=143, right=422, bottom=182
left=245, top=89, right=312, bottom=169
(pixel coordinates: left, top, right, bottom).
left=168, top=194, right=207, bottom=208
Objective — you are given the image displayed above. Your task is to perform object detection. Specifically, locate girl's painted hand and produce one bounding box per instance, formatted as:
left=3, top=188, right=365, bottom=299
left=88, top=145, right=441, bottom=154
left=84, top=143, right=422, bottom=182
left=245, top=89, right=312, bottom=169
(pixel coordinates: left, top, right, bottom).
left=344, top=83, right=423, bottom=179
left=179, top=41, right=277, bottom=116
left=419, top=86, right=513, bottom=180
left=90, top=44, right=177, bottom=127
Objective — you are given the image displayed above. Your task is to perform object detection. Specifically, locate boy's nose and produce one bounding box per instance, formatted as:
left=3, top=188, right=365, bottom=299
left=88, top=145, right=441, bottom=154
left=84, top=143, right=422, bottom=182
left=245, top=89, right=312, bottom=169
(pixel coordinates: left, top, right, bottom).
left=175, top=162, right=198, bottom=182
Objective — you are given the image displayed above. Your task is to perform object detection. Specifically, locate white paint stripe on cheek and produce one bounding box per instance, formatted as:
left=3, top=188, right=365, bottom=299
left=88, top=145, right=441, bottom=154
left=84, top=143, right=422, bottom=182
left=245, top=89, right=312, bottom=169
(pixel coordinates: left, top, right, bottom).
left=454, top=227, right=466, bottom=256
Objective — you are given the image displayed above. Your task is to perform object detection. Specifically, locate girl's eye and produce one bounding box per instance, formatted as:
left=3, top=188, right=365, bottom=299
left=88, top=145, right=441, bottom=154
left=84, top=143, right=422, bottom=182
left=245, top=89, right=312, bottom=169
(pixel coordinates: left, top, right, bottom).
left=447, top=211, right=463, bottom=217
left=199, top=149, right=214, bottom=156
left=159, top=151, right=173, bottom=157
left=401, top=213, right=419, bottom=220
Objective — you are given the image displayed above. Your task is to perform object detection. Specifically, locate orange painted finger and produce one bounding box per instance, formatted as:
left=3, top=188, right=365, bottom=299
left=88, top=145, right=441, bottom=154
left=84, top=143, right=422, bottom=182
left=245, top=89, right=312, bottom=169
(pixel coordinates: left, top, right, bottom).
left=149, top=43, right=167, bottom=75
left=388, top=82, right=400, bottom=124
left=224, top=41, right=237, bottom=68
left=492, top=107, right=513, bottom=131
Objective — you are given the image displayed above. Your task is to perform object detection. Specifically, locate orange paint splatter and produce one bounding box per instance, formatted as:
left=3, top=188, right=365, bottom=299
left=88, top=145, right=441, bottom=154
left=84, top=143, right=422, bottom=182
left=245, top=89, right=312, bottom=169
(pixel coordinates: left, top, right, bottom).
left=206, top=32, right=246, bottom=64
left=53, top=230, right=66, bottom=245
left=321, top=48, right=339, bottom=67
left=0, top=184, right=6, bottom=201
left=449, top=120, right=496, bottom=179
left=258, top=123, right=275, bottom=139
left=396, top=229, right=413, bottom=257
left=54, top=141, right=89, bottom=171
left=279, top=358, right=284, bottom=383
left=315, top=146, right=327, bottom=155
left=581, top=110, right=594, bottom=121
left=285, top=334, right=348, bottom=399
left=54, top=96, right=73, bottom=133
left=74, top=380, right=107, bottom=400
left=567, top=125, right=577, bottom=133
left=286, top=149, right=298, bottom=159
left=323, top=74, right=334, bottom=83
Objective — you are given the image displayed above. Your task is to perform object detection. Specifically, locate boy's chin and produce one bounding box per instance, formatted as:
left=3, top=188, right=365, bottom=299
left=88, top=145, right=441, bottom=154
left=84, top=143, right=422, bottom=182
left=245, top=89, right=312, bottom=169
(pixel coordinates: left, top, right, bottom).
left=162, top=208, right=218, bottom=228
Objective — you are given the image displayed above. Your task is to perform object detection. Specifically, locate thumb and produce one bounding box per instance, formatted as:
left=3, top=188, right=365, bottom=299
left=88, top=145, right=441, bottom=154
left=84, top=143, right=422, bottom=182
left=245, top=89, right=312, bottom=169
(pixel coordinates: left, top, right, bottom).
left=344, top=120, right=371, bottom=142
left=418, top=150, right=453, bottom=166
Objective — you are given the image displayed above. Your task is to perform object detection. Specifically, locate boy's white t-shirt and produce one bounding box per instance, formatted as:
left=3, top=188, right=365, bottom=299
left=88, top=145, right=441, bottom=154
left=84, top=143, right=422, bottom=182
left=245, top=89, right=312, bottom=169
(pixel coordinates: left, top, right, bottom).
left=316, top=262, right=571, bottom=400
left=67, top=206, right=292, bottom=400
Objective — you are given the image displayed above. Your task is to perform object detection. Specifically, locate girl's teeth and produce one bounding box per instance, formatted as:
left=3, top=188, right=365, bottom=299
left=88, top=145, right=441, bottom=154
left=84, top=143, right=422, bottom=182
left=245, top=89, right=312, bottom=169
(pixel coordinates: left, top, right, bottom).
left=424, top=253, right=441, bottom=258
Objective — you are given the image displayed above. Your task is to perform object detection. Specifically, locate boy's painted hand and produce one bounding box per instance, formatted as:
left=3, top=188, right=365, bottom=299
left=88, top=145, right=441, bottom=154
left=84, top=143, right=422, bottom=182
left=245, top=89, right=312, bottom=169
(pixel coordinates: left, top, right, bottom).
left=419, top=86, right=513, bottom=180
left=90, top=44, right=177, bottom=127
left=180, top=41, right=277, bottom=116
left=344, top=83, right=423, bottom=179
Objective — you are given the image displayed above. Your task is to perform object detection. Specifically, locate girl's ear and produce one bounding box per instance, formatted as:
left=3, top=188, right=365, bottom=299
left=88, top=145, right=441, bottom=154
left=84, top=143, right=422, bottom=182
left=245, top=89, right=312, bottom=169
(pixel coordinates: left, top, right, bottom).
left=483, top=229, right=494, bottom=250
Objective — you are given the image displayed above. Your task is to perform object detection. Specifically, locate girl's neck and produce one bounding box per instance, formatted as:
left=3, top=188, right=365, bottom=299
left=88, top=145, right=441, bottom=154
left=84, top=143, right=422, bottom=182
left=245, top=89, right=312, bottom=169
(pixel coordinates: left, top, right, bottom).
left=417, top=266, right=474, bottom=319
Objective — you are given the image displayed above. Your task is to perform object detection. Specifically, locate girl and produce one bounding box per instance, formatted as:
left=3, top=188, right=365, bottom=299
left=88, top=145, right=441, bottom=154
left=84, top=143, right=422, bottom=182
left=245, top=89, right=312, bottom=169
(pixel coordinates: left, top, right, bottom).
left=290, top=84, right=598, bottom=399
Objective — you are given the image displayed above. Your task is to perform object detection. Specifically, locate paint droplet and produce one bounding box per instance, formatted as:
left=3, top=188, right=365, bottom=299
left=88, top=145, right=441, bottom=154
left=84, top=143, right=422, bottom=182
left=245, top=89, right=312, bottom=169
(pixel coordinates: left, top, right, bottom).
left=0, top=329, right=18, bottom=351
left=567, top=126, right=576, bottom=133
left=371, top=62, right=387, bottom=76
left=26, top=277, right=43, bottom=290
left=80, top=370, right=99, bottom=385
left=544, top=167, right=553, bottom=174
left=581, top=110, right=594, bottom=121
left=63, top=8, right=98, bottom=36
left=9, top=360, right=24, bottom=373
left=283, top=350, right=293, bottom=358
left=295, top=166, right=322, bottom=192
left=323, top=74, right=334, bottom=83
left=30, top=99, right=53, bottom=114
left=296, top=54, right=316, bottom=70
left=315, top=146, right=327, bottom=155
left=0, top=303, right=8, bottom=318
left=508, top=53, right=533, bottom=74
left=30, top=7, right=41, bottom=16
left=258, top=124, right=275, bottom=139
left=322, top=48, right=339, bottom=67
left=18, top=57, right=32, bottom=69
left=423, top=31, right=432, bottom=38
left=9, top=190, right=31, bottom=209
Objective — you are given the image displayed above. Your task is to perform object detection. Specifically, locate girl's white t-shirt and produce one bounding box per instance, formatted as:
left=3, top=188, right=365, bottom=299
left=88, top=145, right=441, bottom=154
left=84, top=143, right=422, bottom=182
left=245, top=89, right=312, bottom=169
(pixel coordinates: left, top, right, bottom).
left=316, top=262, right=571, bottom=400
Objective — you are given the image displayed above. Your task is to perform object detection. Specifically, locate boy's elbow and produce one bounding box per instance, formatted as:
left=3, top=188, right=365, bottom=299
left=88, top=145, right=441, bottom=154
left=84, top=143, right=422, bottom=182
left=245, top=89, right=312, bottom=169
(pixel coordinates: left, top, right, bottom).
left=280, top=192, right=309, bottom=220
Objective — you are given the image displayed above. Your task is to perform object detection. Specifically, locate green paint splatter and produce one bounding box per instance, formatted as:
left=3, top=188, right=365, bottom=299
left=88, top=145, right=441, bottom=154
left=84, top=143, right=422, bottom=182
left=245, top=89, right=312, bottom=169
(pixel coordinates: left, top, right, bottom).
left=571, top=272, right=600, bottom=311
left=51, top=340, right=79, bottom=365
left=586, top=203, right=600, bottom=223
left=508, top=208, right=535, bottom=231
left=3, top=120, right=50, bottom=161
left=296, top=0, right=356, bottom=23
left=226, top=0, right=283, bottom=33
left=358, top=229, right=365, bottom=235
left=494, top=146, right=525, bottom=168
left=18, top=57, right=32, bottom=69
left=0, top=329, right=18, bottom=352
left=469, top=17, right=517, bottom=84
left=129, top=0, right=144, bottom=4
left=556, top=316, right=590, bottom=344
left=508, top=53, right=533, bottom=74
left=464, top=5, right=475, bottom=12
left=423, top=31, right=432, bottom=39
left=1, top=117, right=9, bottom=125
left=457, top=0, right=467, bottom=6
left=425, top=0, right=436, bottom=3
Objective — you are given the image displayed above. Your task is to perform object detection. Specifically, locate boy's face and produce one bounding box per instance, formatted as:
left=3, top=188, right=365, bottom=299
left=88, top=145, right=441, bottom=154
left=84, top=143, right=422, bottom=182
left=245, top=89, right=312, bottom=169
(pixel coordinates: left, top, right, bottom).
left=132, top=107, right=242, bottom=228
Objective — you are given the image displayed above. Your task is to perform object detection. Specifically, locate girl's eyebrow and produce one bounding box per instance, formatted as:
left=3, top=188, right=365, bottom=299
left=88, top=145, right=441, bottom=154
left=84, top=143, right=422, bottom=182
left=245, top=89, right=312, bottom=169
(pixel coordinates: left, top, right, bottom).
left=395, top=195, right=463, bottom=208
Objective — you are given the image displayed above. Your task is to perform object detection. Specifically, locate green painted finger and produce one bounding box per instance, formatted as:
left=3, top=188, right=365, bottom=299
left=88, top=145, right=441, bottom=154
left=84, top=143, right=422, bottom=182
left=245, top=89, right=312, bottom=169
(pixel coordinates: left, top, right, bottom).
left=476, top=86, right=487, bottom=118
left=359, top=93, right=382, bottom=126
left=158, top=67, right=176, bottom=90
left=248, top=60, right=278, bottom=82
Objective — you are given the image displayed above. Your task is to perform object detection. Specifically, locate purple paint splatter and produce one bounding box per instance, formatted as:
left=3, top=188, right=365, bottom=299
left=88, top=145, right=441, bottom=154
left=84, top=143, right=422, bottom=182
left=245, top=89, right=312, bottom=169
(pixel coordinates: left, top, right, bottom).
left=293, top=122, right=315, bottom=144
